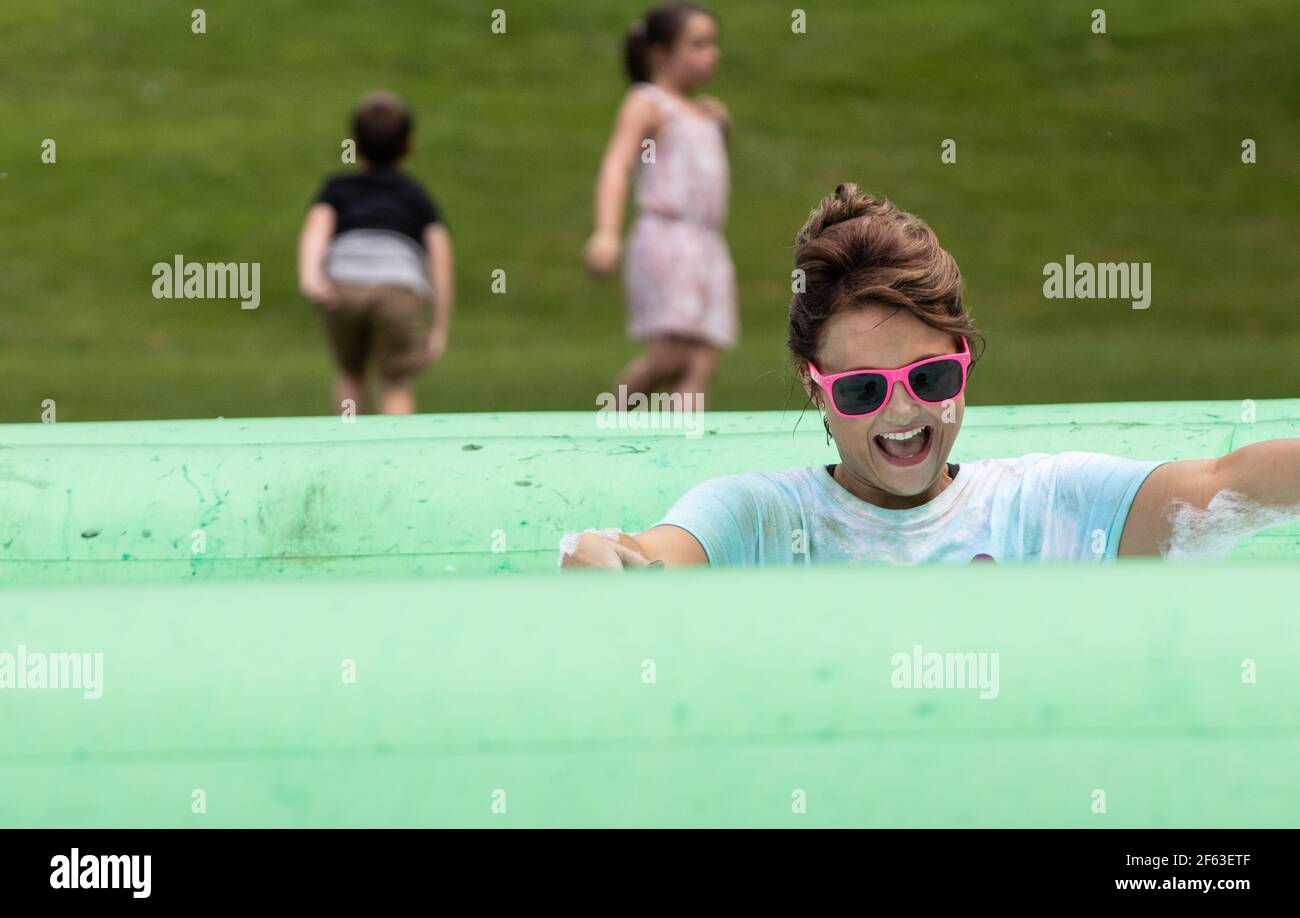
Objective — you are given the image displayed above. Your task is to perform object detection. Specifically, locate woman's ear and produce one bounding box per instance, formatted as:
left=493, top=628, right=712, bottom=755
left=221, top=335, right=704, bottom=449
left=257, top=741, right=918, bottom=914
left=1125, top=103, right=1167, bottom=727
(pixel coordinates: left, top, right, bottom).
left=799, top=365, right=818, bottom=405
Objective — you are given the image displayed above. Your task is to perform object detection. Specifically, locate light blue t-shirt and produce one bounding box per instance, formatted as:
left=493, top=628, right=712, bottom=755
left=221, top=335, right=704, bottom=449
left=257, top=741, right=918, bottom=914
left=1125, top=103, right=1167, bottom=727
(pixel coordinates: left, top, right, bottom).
left=654, top=452, right=1169, bottom=565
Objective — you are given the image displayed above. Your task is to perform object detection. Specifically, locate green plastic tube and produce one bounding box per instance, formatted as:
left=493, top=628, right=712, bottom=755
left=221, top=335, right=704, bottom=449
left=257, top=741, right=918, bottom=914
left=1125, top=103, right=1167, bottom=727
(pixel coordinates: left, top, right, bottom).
left=2, top=399, right=1298, bottom=587
left=0, top=561, right=1296, bottom=827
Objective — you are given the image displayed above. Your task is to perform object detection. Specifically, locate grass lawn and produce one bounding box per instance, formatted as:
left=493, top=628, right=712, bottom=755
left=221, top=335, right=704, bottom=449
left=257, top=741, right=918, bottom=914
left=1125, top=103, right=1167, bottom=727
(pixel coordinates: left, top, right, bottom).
left=1, top=0, right=1297, bottom=422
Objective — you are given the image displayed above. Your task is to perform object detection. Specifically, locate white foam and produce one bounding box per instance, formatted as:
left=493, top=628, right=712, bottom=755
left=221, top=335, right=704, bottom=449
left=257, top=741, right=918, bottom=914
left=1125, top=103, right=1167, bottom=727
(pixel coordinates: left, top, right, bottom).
left=1162, top=488, right=1300, bottom=560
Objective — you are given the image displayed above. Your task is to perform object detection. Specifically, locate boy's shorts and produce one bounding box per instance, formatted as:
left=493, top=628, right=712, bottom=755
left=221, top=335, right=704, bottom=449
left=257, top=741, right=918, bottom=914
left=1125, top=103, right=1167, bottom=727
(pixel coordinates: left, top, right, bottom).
left=317, top=281, right=427, bottom=382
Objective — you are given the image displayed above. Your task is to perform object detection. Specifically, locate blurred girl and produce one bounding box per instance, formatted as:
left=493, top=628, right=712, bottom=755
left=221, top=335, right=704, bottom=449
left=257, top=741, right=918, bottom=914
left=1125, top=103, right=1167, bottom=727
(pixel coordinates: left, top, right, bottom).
left=584, top=2, right=737, bottom=410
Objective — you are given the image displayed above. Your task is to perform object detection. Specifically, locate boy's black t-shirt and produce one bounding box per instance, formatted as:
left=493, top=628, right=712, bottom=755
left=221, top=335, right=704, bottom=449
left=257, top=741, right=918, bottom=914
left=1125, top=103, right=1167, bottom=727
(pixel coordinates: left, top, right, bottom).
left=314, top=168, right=445, bottom=249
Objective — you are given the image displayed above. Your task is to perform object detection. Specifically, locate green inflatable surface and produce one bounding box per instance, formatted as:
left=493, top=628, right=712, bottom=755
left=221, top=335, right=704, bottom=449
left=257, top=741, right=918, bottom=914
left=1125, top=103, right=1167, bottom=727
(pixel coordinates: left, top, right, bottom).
left=1, top=562, right=1297, bottom=827
left=2, top=399, right=1299, bottom=587
left=1, top=400, right=1298, bottom=827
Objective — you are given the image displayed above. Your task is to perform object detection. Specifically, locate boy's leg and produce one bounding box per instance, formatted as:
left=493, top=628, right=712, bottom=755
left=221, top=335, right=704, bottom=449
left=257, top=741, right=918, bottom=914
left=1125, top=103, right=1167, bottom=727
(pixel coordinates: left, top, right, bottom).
left=334, top=371, right=367, bottom=416
left=371, top=284, right=427, bottom=414
left=317, top=281, right=372, bottom=415
left=378, top=380, right=417, bottom=415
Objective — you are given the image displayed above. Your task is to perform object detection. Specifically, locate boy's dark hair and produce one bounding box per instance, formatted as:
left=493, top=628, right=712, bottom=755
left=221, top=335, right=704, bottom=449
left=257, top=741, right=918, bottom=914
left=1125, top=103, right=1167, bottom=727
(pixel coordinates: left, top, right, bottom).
left=352, top=91, right=412, bottom=166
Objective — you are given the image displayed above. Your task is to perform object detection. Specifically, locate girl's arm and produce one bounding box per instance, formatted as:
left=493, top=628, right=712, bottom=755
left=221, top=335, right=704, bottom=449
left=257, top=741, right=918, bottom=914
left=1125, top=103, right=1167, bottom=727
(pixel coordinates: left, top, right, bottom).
left=297, top=203, right=339, bottom=307
left=583, top=90, right=660, bottom=276
left=1119, top=438, right=1300, bottom=556
left=422, top=223, right=455, bottom=363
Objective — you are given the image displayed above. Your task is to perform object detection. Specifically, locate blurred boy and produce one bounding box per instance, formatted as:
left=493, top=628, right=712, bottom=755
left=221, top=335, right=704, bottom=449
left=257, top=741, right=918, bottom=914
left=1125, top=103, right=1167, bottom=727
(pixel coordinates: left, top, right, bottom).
left=298, top=90, right=454, bottom=414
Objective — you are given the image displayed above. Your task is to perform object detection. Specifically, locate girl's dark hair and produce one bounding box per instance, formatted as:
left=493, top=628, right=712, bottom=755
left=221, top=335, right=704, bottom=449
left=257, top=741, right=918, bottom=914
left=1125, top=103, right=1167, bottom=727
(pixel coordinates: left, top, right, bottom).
left=352, top=90, right=412, bottom=167
left=624, top=2, right=714, bottom=83
left=789, top=182, right=987, bottom=380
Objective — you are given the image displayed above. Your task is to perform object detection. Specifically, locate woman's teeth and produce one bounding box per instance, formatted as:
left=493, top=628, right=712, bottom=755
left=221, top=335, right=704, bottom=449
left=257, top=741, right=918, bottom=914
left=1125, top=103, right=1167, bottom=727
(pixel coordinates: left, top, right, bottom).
left=878, top=426, right=925, bottom=441
left=874, top=425, right=931, bottom=461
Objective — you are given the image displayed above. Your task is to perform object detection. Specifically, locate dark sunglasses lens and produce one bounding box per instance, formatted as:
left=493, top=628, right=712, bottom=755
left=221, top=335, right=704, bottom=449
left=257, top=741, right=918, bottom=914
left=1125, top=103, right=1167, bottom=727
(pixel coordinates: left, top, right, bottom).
left=831, top=373, right=888, bottom=416
left=909, top=359, right=964, bottom=402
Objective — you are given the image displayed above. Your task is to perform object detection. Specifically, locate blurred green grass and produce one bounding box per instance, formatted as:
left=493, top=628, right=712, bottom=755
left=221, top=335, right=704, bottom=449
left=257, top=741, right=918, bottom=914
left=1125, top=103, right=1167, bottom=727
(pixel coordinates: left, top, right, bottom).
left=1, top=0, right=1297, bottom=422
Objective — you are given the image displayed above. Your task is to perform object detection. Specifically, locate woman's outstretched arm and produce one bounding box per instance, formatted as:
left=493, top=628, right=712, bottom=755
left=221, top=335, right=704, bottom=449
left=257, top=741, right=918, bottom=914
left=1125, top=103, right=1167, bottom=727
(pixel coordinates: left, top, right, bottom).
left=560, top=525, right=708, bottom=570
left=1119, top=438, right=1300, bottom=557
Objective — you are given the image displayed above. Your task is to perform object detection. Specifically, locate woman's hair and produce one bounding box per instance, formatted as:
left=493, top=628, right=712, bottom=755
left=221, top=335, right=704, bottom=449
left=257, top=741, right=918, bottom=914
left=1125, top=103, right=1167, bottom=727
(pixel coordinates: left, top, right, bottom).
left=788, top=182, right=986, bottom=378
left=624, top=2, right=714, bottom=84
left=352, top=90, right=412, bottom=166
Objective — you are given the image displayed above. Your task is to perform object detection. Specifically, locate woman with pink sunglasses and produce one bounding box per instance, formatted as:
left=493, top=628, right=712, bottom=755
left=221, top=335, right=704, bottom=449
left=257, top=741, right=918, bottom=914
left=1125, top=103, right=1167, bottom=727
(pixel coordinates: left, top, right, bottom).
left=561, top=184, right=1300, bottom=569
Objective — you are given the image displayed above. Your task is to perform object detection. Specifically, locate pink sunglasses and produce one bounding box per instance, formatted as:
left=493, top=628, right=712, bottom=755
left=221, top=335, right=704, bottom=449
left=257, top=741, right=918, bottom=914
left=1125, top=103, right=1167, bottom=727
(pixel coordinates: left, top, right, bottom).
left=808, top=337, right=971, bottom=419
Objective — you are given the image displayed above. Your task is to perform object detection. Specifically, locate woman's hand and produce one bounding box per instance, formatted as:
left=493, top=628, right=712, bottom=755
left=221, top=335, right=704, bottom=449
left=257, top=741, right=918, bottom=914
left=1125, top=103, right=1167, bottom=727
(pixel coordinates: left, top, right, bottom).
left=583, top=230, right=622, bottom=277
left=559, top=530, right=656, bottom=571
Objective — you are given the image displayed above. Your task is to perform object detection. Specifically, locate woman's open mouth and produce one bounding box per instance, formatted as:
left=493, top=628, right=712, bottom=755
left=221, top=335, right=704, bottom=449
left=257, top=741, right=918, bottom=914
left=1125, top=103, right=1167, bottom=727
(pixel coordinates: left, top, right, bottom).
left=873, top=424, right=932, bottom=466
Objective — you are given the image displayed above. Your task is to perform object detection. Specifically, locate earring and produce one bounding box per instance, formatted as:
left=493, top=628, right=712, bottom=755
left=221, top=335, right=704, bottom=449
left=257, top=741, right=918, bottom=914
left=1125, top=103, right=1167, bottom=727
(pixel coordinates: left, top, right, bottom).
left=823, top=413, right=833, bottom=445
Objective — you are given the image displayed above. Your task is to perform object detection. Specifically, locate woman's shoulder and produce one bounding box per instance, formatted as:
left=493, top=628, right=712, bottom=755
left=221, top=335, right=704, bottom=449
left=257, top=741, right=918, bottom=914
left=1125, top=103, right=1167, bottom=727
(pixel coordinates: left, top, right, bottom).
left=971, top=451, right=1163, bottom=496
left=658, top=469, right=814, bottom=544
left=723, top=465, right=820, bottom=485
left=957, top=452, right=1061, bottom=487
left=1020, top=450, right=1153, bottom=474
left=681, top=466, right=817, bottom=498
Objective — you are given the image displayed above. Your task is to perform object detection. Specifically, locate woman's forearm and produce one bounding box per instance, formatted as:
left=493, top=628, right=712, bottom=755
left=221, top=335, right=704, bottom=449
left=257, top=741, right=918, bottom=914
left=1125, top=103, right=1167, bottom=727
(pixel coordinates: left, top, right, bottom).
left=1216, top=437, right=1300, bottom=508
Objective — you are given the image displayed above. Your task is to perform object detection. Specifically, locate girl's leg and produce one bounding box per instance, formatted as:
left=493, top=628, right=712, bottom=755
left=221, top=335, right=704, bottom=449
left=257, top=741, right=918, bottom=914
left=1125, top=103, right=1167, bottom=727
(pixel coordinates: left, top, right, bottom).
left=378, top=379, right=417, bottom=415
left=675, top=340, right=722, bottom=412
left=334, top=370, right=367, bottom=415
left=617, top=335, right=691, bottom=400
